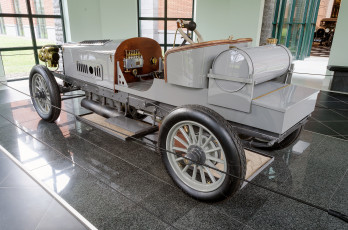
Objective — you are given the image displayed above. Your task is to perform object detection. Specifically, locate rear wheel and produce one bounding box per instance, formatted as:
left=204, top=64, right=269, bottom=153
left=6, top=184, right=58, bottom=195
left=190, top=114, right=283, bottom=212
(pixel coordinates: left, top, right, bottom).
left=29, top=65, right=61, bottom=122
left=158, top=105, right=246, bottom=202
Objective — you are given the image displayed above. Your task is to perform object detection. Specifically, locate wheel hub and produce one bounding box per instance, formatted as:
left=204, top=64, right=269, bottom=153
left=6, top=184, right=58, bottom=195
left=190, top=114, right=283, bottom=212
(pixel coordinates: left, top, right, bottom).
left=35, top=90, right=46, bottom=99
left=184, top=145, right=206, bottom=165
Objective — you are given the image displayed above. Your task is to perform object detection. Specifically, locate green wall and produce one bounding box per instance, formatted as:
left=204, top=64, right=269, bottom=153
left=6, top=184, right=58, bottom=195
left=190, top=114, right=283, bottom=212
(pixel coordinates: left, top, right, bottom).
left=324, top=0, right=348, bottom=90
left=195, top=0, right=265, bottom=46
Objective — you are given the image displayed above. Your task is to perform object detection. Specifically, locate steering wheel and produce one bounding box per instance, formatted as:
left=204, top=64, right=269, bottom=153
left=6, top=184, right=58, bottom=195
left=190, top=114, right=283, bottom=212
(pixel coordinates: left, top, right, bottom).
left=176, top=19, right=204, bottom=45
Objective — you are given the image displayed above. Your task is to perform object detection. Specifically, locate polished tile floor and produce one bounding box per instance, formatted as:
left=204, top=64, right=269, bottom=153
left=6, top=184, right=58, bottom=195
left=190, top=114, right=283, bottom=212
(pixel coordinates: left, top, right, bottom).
left=0, top=151, right=88, bottom=230
left=306, top=91, right=348, bottom=140
left=0, top=80, right=347, bottom=229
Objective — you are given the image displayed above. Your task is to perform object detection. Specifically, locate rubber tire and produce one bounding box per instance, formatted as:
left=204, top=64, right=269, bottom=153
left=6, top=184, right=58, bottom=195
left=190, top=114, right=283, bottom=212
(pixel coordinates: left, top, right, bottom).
left=158, top=105, right=246, bottom=202
left=29, top=65, right=61, bottom=122
left=254, top=127, right=303, bottom=151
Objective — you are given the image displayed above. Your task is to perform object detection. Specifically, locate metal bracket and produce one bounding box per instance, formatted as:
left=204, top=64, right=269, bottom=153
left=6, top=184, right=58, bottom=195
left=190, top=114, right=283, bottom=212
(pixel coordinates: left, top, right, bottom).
left=207, top=73, right=253, bottom=84
left=116, top=61, right=128, bottom=87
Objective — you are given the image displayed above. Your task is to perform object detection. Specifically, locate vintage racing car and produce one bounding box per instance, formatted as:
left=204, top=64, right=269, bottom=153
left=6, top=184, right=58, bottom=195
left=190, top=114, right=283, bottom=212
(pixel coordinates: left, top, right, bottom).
left=29, top=20, right=319, bottom=201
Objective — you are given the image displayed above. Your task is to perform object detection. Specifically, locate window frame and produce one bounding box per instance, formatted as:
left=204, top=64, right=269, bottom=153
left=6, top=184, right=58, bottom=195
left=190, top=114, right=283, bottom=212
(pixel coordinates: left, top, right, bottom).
left=137, top=0, right=195, bottom=53
left=0, top=0, right=66, bottom=80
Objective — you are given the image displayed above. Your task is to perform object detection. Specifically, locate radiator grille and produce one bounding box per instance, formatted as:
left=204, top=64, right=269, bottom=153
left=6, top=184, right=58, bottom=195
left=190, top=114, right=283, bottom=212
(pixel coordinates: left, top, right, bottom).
left=76, top=62, right=102, bottom=78
left=79, top=40, right=110, bottom=45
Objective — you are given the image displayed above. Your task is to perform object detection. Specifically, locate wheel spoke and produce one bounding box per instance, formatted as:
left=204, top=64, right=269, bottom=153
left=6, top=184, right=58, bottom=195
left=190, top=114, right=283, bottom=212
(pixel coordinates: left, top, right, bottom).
left=192, top=165, right=197, bottom=180
left=199, top=166, right=206, bottom=184
left=205, top=147, right=221, bottom=154
left=175, top=157, right=184, bottom=162
left=188, top=124, right=197, bottom=144
left=206, top=160, right=223, bottom=176
left=38, top=77, right=43, bottom=88
left=204, top=166, right=216, bottom=183
left=197, top=127, right=203, bottom=146
left=172, top=147, right=188, bottom=153
left=206, top=155, right=225, bottom=164
left=167, top=121, right=228, bottom=192
left=201, top=135, right=213, bottom=149
left=182, top=165, right=189, bottom=173
left=174, top=135, right=189, bottom=148
left=179, top=128, right=192, bottom=145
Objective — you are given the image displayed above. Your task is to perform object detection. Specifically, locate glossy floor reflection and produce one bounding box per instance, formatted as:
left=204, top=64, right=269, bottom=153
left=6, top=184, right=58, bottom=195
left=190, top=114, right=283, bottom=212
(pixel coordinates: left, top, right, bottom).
left=0, top=151, right=88, bottom=230
left=0, top=81, right=347, bottom=229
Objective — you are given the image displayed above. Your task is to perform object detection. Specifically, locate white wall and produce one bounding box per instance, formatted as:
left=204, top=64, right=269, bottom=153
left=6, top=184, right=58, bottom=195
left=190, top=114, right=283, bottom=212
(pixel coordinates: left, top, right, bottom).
left=63, top=0, right=103, bottom=42
left=64, top=0, right=265, bottom=46
left=63, top=0, right=137, bottom=42
left=195, top=0, right=265, bottom=46
left=0, top=56, right=6, bottom=88
left=323, top=0, right=348, bottom=90
left=99, top=0, right=138, bottom=39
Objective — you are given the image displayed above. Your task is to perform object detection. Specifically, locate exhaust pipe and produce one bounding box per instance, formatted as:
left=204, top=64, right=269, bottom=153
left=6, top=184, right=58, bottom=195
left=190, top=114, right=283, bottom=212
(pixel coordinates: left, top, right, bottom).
left=81, top=98, right=120, bottom=118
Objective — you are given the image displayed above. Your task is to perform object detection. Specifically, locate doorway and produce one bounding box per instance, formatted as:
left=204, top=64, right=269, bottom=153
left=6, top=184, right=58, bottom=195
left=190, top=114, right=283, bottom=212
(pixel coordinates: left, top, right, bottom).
left=311, top=0, right=341, bottom=58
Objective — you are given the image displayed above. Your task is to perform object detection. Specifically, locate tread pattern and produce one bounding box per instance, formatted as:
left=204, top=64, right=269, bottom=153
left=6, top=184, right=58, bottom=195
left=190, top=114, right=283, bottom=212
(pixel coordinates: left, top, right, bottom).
left=29, top=65, right=61, bottom=122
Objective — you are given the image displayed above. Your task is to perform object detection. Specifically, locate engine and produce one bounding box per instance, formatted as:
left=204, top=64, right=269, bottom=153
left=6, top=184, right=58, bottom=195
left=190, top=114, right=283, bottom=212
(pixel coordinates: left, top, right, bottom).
left=61, top=38, right=163, bottom=90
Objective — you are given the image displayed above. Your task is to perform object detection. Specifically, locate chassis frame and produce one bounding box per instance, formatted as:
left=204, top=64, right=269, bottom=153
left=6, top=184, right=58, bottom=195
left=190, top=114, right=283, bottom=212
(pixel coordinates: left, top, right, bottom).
left=53, top=71, right=307, bottom=147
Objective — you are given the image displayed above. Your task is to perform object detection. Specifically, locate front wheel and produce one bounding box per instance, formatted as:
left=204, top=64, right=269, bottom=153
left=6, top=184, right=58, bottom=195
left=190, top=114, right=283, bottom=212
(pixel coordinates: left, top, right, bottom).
left=29, top=65, right=61, bottom=122
left=158, top=105, right=246, bottom=202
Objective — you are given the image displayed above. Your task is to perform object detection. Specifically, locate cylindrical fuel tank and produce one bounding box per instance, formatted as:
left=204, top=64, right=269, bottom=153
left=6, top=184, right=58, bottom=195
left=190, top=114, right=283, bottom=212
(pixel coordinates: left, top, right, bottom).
left=212, top=45, right=292, bottom=87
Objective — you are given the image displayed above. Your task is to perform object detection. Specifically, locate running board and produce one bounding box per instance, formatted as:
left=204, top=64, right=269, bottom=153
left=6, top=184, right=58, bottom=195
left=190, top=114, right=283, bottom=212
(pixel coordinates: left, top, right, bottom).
left=77, top=113, right=158, bottom=141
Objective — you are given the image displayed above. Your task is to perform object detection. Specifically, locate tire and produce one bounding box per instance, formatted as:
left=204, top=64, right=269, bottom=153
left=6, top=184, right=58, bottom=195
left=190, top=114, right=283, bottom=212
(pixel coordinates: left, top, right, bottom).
left=250, top=127, right=303, bottom=151
left=158, top=105, right=246, bottom=202
left=29, top=65, right=61, bottom=122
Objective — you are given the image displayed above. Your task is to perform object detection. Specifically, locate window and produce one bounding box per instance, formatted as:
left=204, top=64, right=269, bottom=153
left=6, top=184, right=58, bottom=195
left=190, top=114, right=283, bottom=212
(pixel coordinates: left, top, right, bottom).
left=137, top=0, right=195, bottom=53
left=33, top=0, right=48, bottom=39
left=0, top=0, right=66, bottom=80
left=0, top=4, right=5, bottom=34
left=272, top=0, right=320, bottom=60
left=13, top=0, right=24, bottom=36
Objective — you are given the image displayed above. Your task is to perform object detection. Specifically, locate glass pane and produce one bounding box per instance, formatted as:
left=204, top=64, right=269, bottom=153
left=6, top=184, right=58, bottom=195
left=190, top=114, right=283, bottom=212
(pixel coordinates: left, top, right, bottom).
left=0, top=18, right=33, bottom=48
left=167, top=20, right=188, bottom=45
left=139, top=0, right=164, bottom=17
left=283, top=0, right=293, bottom=23
left=274, top=0, right=283, bottom=24
left=280, top=24, right=288, bottom=44
left=139, top=20, right=164, bottom=44
left=34, top=18, right=64, bottom=45
left=31, top=0, right=61, bottom=15
left=167, top=0, right=193, bottom=18
left=0, top=50, right=35, bottom=80
left=293, top=0, right=307, bottom=23
left=0, top=0, right=28, bottom=14
left=288, top=24, right=303, bottom=57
